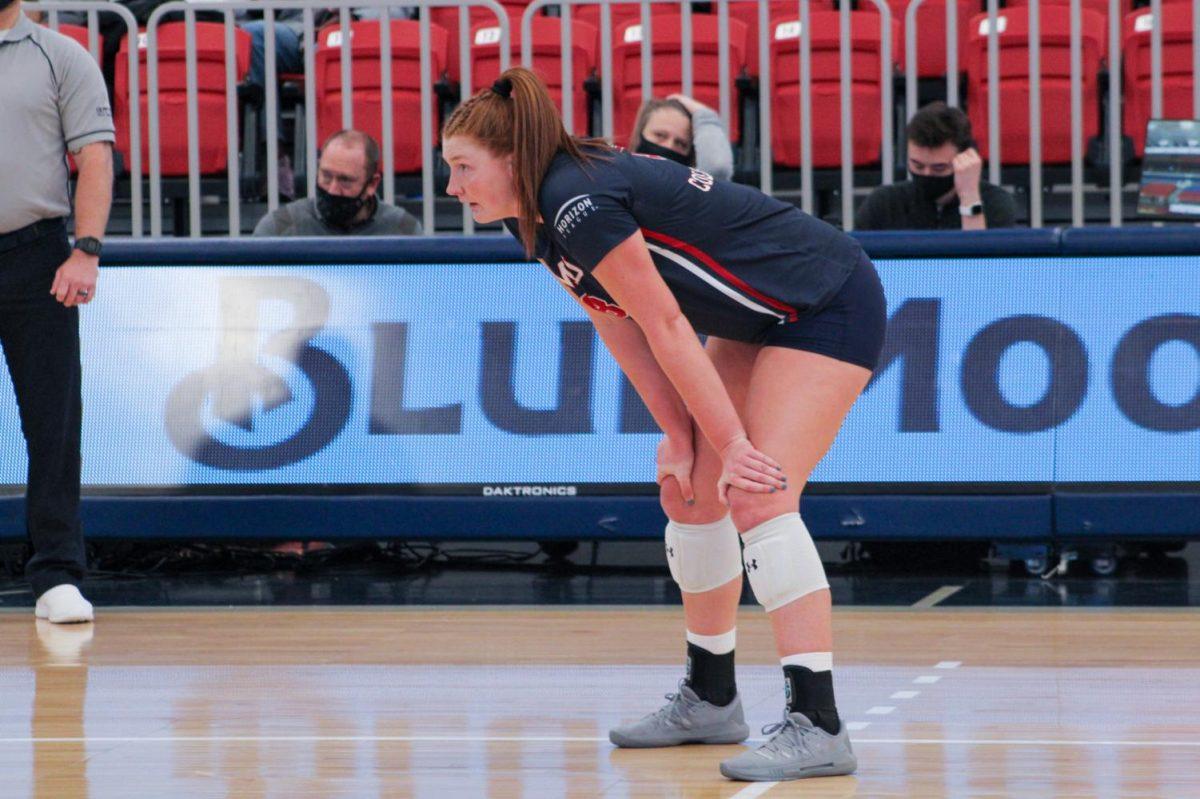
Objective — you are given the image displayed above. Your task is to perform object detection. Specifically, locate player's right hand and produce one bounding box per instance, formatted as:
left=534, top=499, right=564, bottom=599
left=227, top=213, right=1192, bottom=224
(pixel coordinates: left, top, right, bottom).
left=717, top=435, right=787, bottom=506
left=656, top=434, right=696, bottom=505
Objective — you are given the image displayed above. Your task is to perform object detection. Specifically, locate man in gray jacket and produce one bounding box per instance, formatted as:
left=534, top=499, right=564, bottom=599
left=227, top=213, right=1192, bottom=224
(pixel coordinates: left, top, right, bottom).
left=254, top=130, right=422, bottom=236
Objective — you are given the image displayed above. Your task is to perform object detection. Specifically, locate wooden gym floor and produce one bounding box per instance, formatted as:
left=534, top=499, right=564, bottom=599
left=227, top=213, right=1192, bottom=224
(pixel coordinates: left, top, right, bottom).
left=2, top=606, right=1199, bottom=798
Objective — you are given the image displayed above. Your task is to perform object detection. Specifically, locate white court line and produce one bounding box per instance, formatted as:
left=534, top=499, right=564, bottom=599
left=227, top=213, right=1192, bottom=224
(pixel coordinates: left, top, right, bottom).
left=5, top=735, right=1197, bottom=748
left=914, top=675, right=942, bottom=684
left=865, top=706, right=896, bottom=715
left=729, top=782, right=780, bottom=799
left=846, top=721, right=872, bottom=731
left=935, top=660, right=962, bottom=669
left=912, top=585, right=963, bottom=608
left=890, top=690, right=920, bottom=700
left=861, top=738, right=1200, bottom=747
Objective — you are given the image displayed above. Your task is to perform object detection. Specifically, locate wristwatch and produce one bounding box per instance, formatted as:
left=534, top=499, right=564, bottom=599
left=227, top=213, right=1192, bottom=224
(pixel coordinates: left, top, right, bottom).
left=958, top=203, right=984, bottom=217
left=74, top=236, right=103, bottom=257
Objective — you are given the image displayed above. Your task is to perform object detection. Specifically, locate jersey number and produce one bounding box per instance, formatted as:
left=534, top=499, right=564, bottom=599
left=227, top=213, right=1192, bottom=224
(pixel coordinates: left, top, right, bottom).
left=581, top=294, right=628, bottom=319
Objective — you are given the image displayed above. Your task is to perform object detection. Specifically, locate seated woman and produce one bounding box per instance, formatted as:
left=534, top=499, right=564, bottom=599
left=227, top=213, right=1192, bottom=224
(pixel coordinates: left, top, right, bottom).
left=629, top=94, right=734, bottom=181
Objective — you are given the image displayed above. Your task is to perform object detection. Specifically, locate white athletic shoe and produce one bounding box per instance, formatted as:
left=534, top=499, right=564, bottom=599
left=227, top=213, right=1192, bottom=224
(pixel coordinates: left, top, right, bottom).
left=34, top=584, right=94, bottom=624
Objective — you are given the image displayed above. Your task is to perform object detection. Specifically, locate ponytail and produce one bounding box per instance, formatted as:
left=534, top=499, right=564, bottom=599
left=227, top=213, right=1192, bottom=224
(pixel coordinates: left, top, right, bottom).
left=443, top=67, right=607, bottom=256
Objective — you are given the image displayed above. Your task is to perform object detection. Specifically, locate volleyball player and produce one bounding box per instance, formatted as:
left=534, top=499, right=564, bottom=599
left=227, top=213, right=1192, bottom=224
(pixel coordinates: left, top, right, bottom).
left=440, top=68, right=886, bottom=782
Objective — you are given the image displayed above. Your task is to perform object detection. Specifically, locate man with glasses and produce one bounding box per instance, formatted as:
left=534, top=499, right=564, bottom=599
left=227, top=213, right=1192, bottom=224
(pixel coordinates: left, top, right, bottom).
left=855, top=103, right=1015, bottom=231
left=253, top=130, right=422, bottom=236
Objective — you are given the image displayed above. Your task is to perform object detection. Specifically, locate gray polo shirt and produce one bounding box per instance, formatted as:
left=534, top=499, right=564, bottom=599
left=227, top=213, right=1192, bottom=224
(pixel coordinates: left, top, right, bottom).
left=0, top=13, right=115, bottom=235
left=253, top=198, right=423, bottom=237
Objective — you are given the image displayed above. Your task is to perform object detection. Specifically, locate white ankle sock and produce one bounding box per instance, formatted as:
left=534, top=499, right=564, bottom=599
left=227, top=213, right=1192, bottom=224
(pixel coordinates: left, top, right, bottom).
left=686, top=628, right=736, bottom=655
left=780, top=651, right=832, bottom=672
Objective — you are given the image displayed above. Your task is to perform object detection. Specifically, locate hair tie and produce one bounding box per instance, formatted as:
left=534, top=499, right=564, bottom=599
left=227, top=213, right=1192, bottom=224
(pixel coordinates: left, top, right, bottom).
left=491, top=77, right=513, bottom=98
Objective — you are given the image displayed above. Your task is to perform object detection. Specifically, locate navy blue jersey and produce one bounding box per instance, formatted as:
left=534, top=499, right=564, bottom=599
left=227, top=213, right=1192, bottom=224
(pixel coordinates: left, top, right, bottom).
left=508, top=148, right=865, bottom=343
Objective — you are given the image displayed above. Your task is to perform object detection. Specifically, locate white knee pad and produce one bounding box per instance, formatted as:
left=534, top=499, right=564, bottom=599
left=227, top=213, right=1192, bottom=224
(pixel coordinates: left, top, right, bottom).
left=664, top=515, right=743, bottom=594
left=741, top=513, right=829, bottom=612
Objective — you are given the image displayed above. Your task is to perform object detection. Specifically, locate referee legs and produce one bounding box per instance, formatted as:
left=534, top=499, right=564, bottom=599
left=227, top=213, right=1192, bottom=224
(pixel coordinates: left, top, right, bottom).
left=0, top=223, right=87, bottom=598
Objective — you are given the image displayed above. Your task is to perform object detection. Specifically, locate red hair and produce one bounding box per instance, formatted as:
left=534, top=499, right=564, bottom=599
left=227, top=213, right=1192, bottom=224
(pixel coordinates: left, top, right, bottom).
left=443, top=67, right=608, bottom=255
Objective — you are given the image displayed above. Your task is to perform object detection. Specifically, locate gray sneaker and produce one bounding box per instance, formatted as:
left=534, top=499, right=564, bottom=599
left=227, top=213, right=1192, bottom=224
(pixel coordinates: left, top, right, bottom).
left=609, top=683, right=750, bottom=748
left=719, top=712, right=857, bottom=781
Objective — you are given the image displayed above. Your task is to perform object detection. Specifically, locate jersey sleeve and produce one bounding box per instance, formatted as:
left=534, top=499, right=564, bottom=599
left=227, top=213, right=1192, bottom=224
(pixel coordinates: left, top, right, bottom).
left=56, top=39, right=116, bottom=152
left=539, top=158, right=639, bottom=273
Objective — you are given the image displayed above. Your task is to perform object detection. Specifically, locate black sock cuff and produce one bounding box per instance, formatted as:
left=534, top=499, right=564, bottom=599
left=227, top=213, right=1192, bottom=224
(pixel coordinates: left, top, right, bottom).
left=686, top=642, right=737, bottom=706
left=783, top=665, right=837, bottom=712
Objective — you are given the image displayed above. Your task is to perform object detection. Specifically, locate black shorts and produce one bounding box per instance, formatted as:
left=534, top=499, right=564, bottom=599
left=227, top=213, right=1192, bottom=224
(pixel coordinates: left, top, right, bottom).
left=762, top=252, right=888, bottom=372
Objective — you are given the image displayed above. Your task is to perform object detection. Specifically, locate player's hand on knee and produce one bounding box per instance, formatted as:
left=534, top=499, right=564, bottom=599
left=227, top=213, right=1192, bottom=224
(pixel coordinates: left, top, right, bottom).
left=656, top=434, right=696, bottom=505
left=717, top=435, right=787, bottom=506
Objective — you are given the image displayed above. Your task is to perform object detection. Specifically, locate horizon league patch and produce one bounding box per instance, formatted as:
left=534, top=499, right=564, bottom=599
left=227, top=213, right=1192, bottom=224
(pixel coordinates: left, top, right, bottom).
left=482, top=485, right=579, bottom=497
left=554, top=196, right=597, bottom=237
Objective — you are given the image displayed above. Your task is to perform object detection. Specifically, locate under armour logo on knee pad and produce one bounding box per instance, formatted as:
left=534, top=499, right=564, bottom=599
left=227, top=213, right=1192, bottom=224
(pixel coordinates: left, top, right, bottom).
left=667, top=546, right=675, bottom=557
left=746, top=558, right=758, bottom=571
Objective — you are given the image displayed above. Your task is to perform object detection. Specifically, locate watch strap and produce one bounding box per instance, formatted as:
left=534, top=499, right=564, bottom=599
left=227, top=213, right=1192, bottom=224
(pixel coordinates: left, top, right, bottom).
left=74, top=236, right=103, bottom=256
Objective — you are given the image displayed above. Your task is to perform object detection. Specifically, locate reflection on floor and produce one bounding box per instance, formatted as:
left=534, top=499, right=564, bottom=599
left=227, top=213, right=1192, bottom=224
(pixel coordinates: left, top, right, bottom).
left=3, top=609, right=1199, bottom=799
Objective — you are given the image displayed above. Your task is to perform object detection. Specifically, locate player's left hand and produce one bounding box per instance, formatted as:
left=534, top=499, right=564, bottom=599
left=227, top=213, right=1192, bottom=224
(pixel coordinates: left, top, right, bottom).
left=51, top=251, right=99, bottom=307
left=717, top=435, right=787, bottom=506
left=656, top=433, right=696, bottom=505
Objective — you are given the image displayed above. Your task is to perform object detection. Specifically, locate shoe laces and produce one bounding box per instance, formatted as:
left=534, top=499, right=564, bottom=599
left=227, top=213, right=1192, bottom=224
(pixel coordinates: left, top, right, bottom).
left=647, top=680, right=691, bottom=728
left=757, top=712, right=815, bottom=760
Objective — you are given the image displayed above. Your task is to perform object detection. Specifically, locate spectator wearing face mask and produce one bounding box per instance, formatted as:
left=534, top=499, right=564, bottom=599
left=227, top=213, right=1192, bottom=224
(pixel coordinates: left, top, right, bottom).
left=253, top=130, right=422, bottom=236
left=628, top=94, right=734, bottom=181
left=854, top=102, right=1016, bottom=231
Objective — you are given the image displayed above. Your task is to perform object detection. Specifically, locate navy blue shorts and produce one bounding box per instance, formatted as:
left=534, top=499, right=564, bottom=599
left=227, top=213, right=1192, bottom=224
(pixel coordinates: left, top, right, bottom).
left=762, top=252, right=888, bottom=372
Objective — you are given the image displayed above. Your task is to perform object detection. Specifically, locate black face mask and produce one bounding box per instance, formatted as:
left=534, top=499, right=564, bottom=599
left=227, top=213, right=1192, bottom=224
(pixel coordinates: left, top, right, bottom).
left=912, top=173, right=956, bottom=202
left=316, top=184, right=372, bottom=229
left=635, top=139, right=692, bottom=167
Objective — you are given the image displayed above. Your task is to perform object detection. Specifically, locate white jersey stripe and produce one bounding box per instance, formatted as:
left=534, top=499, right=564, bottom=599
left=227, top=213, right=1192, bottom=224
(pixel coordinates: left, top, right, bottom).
left=645, top=242, right=787, bottom=321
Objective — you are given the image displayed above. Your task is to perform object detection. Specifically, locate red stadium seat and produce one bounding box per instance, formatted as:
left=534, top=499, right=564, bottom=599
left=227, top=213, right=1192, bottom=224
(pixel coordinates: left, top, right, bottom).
left=1124, top=3, right=1198, bottom=155
left=573, top=2, right=646, bottom=31
left=729, top=0, right=836, bottom=75
left=1006, top=0, right=1131, bottom=37
left=430, top=3, right=527, bottom=81
left=114, top=23, right=252, bottom=176
left=611, top=12, right=749, bottom=145
left=965, top=6, right=1106, bottom=164
left=883, top=0, right=978, bottom=77
left=769, top=11, right=899, bottom=167
left=470, top=17, right=599, bottom=134
left=49, top=22, right=93, bottom=51
left=314, top=20, right=447, bottom=174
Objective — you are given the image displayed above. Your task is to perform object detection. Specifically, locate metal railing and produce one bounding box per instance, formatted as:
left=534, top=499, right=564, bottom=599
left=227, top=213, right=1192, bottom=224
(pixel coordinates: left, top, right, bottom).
left=30, top=0, right=1200, bottom=235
